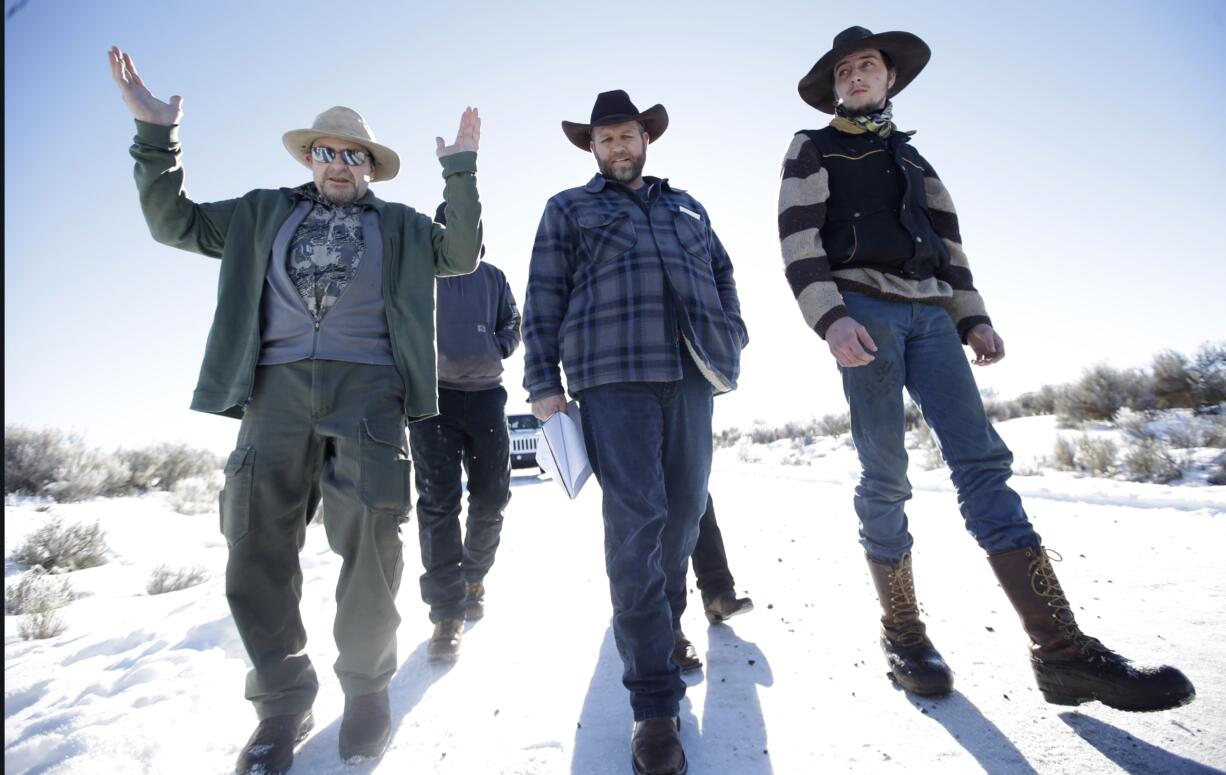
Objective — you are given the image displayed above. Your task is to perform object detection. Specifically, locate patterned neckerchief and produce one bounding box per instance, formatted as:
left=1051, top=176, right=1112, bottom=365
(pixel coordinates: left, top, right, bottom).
left=287, top=183, right=367, bottom=321
left=836, top=99, right=895, bottom=137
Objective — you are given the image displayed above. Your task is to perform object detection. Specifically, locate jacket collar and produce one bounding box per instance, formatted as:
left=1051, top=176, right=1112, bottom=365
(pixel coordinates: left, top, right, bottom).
left=583, top=174, right=679, bottom=194
left=286, top=182, right=383, bottom=211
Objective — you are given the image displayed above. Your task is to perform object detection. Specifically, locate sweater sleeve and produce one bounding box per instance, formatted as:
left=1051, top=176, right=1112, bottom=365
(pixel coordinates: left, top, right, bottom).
left=778, top=133, right=847, bottom=339
left=130, top=120, right=239, bottom=258
left=918, top=153, right=992, bottom=341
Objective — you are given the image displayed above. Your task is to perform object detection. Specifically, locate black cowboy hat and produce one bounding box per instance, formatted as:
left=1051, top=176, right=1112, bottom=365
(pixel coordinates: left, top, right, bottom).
left=561, top=90, right=668, bottom=151
left=798, top=26, right=930, bottom=114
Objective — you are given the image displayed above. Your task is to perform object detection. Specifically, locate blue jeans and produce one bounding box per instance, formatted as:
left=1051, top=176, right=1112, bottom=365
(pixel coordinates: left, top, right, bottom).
left=839, top=293, right=1040, bottom=563
left=578, top=356, right=714, bottom=721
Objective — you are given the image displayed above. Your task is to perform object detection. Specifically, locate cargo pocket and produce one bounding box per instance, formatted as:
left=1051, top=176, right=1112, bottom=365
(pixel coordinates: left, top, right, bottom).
left=219, top=446, right=255, bottom=547
left=359, top=419, right=413, bottom=519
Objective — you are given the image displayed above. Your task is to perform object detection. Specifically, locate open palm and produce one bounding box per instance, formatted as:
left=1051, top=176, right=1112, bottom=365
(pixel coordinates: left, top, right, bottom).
left=108, top=46, right=182, bottom=126
left=435, top=107, right=481, bottom=157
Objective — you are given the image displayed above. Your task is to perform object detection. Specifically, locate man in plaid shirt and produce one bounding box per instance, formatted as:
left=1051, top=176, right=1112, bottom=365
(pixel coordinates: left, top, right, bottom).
left=522, top=90, right=747, bottom=775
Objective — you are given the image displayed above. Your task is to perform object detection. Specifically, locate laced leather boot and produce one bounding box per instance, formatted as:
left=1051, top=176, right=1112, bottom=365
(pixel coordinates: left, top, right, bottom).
left=427, top=618, right=464, bottom=664
left=465, top=580, right=485, bottom=621
left=235, top=709, right=314, bottom=775
left=866, top=553, right=954, bottom=696
left=631, top=716, right=688, bottom=775
left=702, top=588, right=754, bottom=624
left=672, top=630, right=702, bottom=673
left=990, top=546, right=1195, bottom=711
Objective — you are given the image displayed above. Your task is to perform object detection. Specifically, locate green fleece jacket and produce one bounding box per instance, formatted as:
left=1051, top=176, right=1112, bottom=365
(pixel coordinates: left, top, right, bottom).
left=129, top=120, right=482, bottom=422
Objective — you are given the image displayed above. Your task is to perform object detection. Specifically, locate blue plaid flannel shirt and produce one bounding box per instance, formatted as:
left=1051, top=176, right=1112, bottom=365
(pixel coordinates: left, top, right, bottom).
left=523, top=174, right=748, bottom=402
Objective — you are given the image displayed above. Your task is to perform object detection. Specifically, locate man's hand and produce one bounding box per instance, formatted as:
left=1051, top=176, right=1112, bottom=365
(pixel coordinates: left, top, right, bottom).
left=967, top=323, right=1005, bottom=366
left=826, top=316, right=877, bottom=368
left=108, top=46, right=182, bottom=126
left=436, top=107, right=480, bottom=157
left=532, top=394, right=567, bottom=422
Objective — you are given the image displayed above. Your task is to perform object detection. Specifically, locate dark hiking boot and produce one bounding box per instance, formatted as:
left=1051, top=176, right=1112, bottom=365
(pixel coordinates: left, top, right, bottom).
left=465, top=580, right=485, bottom=621
left=338, top=689, right=390, bottom=761
left=990, top=546, right=1195, bottom=712
left=672, top=630, right=702, bottom=673
left=427, top=618, right=464, bottom=664
left=631, top=717, right=688, bottom=775
left=867, top=553, right=954, bottom=696
left=702, top=588, right=754, bottom=624
left=235, top=710, right=313, bottom=775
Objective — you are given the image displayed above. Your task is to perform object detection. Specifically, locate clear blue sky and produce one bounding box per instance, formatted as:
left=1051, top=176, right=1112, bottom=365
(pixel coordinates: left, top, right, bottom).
left=5, top=0, right=1225, bottom=454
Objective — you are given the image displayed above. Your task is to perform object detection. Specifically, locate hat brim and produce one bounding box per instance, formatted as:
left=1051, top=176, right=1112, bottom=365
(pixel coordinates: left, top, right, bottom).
left=282, top=129, right=401, bottom=182
left=798, top=31, right=930, bottom=114
left=561, top=104, right=669, bottom=151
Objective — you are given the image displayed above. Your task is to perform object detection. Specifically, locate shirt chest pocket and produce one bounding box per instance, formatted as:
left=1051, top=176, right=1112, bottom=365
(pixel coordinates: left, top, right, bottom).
left=578, top=211, right=637, bottom=263
left=673, top=209, right=712, bottom=262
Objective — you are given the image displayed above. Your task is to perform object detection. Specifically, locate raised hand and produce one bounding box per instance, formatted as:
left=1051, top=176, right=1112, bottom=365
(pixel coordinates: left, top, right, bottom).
left=435, top=107, right=481, bottom=157
left=108, top=46, right=182, bottom=126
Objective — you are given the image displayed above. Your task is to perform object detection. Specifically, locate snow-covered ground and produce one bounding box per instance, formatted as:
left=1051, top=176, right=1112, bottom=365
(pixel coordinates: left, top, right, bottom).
left=5, top=415, right=1225, bottom=774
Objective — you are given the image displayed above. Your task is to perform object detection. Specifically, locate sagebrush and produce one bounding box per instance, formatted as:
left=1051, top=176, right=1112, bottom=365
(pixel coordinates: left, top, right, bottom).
left=9, top=518, right=110, bottom=572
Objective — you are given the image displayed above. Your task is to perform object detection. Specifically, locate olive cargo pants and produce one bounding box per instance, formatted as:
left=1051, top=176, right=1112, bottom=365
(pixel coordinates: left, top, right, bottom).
left=219, top=360, right=412, bottom=719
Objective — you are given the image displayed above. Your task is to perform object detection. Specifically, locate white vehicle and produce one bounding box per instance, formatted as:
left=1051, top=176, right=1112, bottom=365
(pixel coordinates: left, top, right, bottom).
left=507, top=413, right=542, bottom=469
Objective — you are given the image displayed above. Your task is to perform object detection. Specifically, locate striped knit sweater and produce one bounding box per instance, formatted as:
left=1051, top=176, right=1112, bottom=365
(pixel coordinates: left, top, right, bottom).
left=777, top=119, right=991, bottom=341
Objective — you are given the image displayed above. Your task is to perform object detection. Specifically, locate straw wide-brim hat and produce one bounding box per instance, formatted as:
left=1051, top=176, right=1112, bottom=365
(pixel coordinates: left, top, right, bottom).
left=798, top=26, right=930, bottom=114
left=282, top=106, right=400, bottom=182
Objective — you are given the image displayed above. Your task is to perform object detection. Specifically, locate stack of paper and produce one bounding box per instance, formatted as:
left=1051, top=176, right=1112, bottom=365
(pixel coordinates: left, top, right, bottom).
left=535, top=400, right=592, bottom=500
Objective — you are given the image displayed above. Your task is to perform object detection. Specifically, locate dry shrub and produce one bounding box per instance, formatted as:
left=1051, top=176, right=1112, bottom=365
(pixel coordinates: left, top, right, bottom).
left=1052, top=437, right=1077, bottom=470
left=9, top=518, right=110, bottom=572
left=6, top=568, right=72, bottom=641
left=146, top=564, right=210, bottom=595
left=1075, top=435, right=1117, bottom=476
left=1121, top=439, right=1182, bottom=484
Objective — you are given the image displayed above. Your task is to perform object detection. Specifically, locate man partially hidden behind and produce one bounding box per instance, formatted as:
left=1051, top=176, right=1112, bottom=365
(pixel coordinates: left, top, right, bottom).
left=778, top=27, right=1193, bottom=711
left=523, top=90, right=748, bottom=775
left=109, top=47, right=484, bottom=774
left=411, top=203, right=520, bottom=663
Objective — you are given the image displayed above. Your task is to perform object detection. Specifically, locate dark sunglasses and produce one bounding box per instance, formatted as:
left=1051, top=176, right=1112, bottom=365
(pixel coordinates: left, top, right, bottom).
left=311, top=146, right=369, bottom=166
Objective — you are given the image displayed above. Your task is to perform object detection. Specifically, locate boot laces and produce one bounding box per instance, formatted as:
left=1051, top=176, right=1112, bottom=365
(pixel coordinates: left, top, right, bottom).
left=888, top=555, right=926, bottom=647
left=1028, top=548, right=1107, bottom=655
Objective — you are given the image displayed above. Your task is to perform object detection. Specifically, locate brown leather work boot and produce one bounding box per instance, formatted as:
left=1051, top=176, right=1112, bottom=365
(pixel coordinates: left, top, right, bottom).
left=702, top=588, right=754, bottom=624
left=671, top=630, right=702, bottom=673
left=465, top=580, right=485, bottom=621
left=866, top=553, right=953, bottom=696
left=427, top=618, right=464, bottom=664
left=990, top=546, right=1195, bottom=712
left=631, top=716, right=687, bottom=775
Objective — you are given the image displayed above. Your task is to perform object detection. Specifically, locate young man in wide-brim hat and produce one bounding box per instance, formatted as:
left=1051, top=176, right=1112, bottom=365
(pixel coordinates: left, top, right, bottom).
left=523, top=89, right=748, bottom=775
left=778, top=27, right=1194, bottom=711
left=109, top=45, right=485, bottom=775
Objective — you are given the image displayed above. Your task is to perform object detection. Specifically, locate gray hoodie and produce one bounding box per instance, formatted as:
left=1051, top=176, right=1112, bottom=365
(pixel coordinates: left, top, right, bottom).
left=436, top=260, right=520, bottom=391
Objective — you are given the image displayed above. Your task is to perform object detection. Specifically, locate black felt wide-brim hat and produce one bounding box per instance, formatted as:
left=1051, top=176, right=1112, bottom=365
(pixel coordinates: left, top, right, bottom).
left=561, top=90, right=668, bottom=151
left=798, top=26, right=931, bottom=114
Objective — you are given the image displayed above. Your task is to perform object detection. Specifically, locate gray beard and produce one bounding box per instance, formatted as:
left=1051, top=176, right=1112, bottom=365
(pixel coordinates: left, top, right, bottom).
left=319, top=185, right=360, bottom=207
